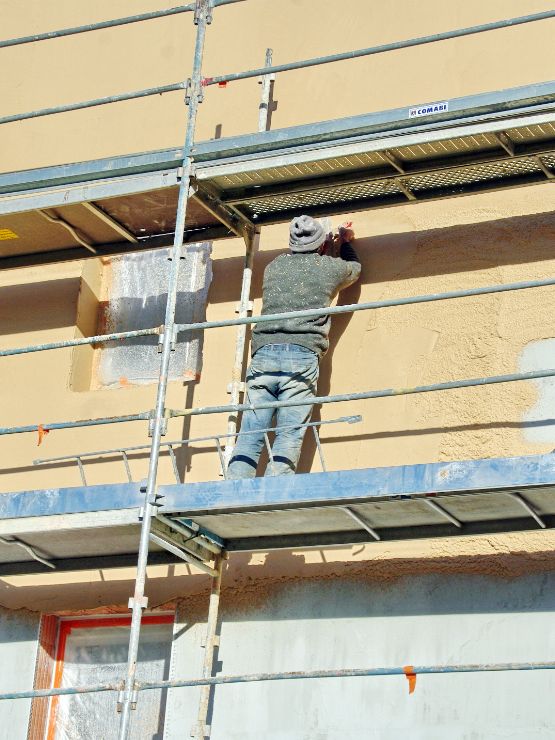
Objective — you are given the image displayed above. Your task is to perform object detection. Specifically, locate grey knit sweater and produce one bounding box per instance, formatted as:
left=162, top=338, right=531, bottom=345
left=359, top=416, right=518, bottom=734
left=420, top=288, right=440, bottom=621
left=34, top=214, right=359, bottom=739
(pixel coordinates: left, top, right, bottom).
left=251, top=243, right=361, bottom=358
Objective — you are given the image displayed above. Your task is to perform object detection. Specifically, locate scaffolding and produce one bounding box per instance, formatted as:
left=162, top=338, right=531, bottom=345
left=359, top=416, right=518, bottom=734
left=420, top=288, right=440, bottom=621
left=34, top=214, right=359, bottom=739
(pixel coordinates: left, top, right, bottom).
left=2, top=2, right=555, bottom=738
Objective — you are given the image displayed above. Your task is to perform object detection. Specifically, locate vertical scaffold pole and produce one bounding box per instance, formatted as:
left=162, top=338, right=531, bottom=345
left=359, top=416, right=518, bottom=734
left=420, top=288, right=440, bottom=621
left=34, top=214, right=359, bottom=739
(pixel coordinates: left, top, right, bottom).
left=117, top=2, right=212, bottom=737
left=193, top=555, right=225, bottom=739
left=224, top=49, right=274, bottom=466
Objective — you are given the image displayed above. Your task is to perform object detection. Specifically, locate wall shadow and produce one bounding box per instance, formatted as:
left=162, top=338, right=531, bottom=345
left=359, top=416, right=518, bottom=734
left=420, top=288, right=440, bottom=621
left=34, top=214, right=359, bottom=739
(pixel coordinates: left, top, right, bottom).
left=0, top=277, right=81, bottom=336
left=3, top=547, right=555, bottom=615
left=210, top=208, right=555, bottom=304
left=298, top=277, right=362, bottom=473
left=4, top=209, right=555, bottom=337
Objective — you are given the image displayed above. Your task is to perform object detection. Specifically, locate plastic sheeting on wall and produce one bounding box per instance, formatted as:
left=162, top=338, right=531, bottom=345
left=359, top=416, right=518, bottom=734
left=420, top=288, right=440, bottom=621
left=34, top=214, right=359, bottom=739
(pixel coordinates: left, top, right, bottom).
left=52, top=622, right=173, bottom=740
left=97, top=243, right=212, bottom=387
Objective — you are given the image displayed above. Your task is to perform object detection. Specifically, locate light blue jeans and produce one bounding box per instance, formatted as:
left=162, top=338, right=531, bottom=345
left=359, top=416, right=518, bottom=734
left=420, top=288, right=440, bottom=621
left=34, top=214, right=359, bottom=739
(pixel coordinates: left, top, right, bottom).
left=227, top=344, right=319, bottom=478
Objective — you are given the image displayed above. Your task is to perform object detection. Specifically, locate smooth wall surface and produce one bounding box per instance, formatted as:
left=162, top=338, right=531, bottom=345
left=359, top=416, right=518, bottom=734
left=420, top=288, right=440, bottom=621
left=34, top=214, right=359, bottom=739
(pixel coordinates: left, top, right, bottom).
left=0, top=605, right=39, bottom=739
left=165, top=570, right=555, bottom=740
left=2, top=0, right=555, bottom=169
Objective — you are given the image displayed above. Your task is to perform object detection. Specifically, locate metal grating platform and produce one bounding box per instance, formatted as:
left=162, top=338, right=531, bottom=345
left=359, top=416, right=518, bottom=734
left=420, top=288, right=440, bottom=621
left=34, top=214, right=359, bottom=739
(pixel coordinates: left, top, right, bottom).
left=0, top=453, right=554, bottom=575
left=3, top=81, right=555, bottom=268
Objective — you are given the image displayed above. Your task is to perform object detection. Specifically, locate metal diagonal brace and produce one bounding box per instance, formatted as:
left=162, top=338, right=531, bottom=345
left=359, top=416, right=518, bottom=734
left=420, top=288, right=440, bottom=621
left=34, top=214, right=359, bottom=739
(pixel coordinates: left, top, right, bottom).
left=508, top=492, right=546, bottom=528
left=423, top=498, right=462, bottom=528
left=191, top=181, right=255, bottom=242
left=494, top=131, right=515, bottom=157
left=341, top=506, right=380, bottom=541
left=81, top=202, right=138, bottom=243
left=149, top=532, right=217, bottom=577
left=155, top=513, right=223, bottom=555
left=151, top=517, right=220, bottom=562
left=0, top=535, right=55, bottom=569
left=534, top=155, right=555, bottom=179
left=394, top=178, right=416, bottom=201
left=38, top=209, right=97, bottom=254
left=383, top=150, right=405, bottom=174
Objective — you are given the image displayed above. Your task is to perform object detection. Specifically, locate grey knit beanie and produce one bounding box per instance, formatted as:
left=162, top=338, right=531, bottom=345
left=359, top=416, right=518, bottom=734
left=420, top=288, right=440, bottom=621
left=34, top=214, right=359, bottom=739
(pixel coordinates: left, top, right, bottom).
left=289, top=215, right=325, bottom=253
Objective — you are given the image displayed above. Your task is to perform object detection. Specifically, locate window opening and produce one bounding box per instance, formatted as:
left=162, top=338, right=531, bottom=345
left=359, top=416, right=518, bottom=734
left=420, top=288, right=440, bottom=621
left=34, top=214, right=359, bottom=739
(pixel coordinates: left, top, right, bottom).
left=46, top=615, right=173, bottom=740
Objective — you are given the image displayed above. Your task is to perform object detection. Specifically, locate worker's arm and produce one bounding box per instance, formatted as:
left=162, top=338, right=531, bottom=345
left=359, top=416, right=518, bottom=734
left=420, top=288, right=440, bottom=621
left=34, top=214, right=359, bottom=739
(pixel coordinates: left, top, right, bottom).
left=336, top=226, right=361, bottom=289
left=339, top=241, right=360, bottom=264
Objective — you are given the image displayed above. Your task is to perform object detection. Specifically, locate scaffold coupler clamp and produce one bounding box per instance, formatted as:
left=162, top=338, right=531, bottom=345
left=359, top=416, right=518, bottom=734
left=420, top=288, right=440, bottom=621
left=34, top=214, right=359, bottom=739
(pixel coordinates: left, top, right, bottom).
left=184, top=78, right=193, bottom=105
left=117, top=682, right=140, bottom=713
left=185, top=77, right=204, bottom=106
left=235, top=300, right=254, bottom=314
left=147, top=409, right=169, bottom=437
left=139, top=481, right=165, bottom=510
left=194, top=0, right=214, bottom=25
left=157, top=325, right=177, bottom=353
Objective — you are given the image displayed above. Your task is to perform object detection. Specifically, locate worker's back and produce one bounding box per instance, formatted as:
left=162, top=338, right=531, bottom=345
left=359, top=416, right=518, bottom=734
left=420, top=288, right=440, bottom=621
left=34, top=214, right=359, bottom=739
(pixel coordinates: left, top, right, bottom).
left=251, top=250, right=361, bottom=358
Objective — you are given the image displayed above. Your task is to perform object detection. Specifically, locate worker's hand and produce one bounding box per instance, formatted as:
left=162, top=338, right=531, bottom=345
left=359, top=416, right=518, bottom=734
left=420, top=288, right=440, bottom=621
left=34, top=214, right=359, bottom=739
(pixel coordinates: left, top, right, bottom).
left=319, top=230, right=334, bottom=256
left=335, top=221, right=354, bottom=245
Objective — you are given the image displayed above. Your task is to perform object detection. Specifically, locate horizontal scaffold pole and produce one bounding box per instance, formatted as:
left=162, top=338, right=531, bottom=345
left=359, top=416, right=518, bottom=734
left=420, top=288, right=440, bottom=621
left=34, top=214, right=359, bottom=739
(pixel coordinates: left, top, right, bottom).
left=168, top=367, right=555, bottom=419
left=4, top=10, right=555, bottom=124
left=33, top=416, right=359, bottom=465
left=0, top=412, right=149, bottom=436
left=0, top=327, right=161, bottom=357
left=0, top=661, right=553, bottom=701
left=2, top=276, right=555, bottom=358
left=0, top=0, right=244, bottom=49
left=203, top=10, right=555, bottom=85
left=3, top=367, right=555, bottom=436
left=0, top=83, right=186, bottom=126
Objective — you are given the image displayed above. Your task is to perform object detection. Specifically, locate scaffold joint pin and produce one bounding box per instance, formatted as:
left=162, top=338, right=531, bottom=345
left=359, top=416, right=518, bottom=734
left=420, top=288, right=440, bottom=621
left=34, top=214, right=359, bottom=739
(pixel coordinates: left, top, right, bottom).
left=128, top=595, right=148, bottom=610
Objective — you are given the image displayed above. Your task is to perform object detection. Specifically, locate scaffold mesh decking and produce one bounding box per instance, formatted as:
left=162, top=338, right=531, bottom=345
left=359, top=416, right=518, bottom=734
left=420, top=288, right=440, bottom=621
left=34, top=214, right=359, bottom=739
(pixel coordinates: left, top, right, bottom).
left=2, top=3, right=555, bottom=738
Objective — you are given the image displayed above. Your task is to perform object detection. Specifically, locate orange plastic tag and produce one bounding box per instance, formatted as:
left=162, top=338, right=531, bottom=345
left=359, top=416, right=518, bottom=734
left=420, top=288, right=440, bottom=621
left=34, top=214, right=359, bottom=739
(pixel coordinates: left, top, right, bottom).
left=37, top=424, right=50, bottom=446
left=403, top=665, right=416, bottom=694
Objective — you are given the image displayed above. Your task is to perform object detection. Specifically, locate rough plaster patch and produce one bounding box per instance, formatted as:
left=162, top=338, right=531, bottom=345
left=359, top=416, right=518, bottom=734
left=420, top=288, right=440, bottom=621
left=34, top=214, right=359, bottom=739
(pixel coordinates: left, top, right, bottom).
left=519, top=338, right=555, bottom=443
left=4, top=531, right=555, bottom=613
left=176, top=545, right=555, bottom=616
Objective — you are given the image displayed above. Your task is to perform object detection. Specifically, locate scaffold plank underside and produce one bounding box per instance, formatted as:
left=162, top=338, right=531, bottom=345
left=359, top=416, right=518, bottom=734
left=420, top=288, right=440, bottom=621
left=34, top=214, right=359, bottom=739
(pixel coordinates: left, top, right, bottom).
left=3, top=81, right=555, bottom=267
left=0, top=453, right=554, bottom=574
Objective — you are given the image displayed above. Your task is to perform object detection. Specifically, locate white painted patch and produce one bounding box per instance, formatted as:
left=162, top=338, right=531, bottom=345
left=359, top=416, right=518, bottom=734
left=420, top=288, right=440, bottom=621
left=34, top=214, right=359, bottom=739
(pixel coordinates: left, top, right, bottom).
left=519, top=338, right=555, bottom=443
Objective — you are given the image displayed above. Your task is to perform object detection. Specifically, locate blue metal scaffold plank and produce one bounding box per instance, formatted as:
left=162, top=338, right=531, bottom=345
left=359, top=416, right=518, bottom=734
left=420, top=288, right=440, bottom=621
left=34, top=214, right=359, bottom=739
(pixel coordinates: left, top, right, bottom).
left=0, top=453, right=554, bottom=574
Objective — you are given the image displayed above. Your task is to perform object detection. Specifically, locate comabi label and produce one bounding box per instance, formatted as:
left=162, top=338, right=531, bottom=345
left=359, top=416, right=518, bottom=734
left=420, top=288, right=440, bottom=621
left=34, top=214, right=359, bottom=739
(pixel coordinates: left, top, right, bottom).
left=408, top=101, right=449, bottom=118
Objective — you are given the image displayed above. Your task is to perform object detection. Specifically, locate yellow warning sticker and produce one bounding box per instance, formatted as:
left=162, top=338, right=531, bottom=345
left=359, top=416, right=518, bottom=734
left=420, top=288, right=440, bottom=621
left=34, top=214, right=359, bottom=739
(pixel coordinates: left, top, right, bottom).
left=0, top=228, right=18, bottom=240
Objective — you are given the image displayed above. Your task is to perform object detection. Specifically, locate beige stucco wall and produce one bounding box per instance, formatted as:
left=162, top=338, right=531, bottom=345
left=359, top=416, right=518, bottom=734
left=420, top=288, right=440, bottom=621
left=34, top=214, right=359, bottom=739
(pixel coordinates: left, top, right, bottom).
left=2, top=1, right=555, bottom=607
left=4, top=188, right=555, bottom=491
left=3, top=0, right=555, bottom=170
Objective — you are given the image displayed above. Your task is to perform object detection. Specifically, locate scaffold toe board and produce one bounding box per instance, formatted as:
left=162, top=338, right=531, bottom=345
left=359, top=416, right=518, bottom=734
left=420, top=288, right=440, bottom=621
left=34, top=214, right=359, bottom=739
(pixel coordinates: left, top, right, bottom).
left=0, top=453, right=554, bottom=574
left=3, top=81, right=555, bottom=268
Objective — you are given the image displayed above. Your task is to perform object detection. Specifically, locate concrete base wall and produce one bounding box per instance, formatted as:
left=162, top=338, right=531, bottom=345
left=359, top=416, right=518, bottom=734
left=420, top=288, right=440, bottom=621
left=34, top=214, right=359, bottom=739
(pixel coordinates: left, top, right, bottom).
left=166, top=571, right=555, bottom=739
left=0, top=605, right=39, bottom=740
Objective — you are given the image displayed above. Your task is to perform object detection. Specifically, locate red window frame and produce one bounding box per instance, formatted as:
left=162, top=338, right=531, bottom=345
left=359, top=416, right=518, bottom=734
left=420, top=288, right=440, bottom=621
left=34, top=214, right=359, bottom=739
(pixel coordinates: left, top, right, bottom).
left=39, top=614, right=174, bottom=740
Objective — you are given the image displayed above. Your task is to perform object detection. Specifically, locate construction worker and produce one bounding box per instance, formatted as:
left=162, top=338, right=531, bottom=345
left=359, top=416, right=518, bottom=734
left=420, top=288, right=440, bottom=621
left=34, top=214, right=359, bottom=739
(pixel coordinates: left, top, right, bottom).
left=227, top=214, right=361, bottom=479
